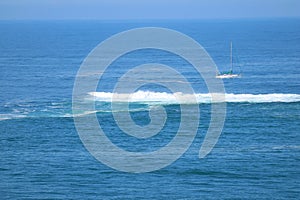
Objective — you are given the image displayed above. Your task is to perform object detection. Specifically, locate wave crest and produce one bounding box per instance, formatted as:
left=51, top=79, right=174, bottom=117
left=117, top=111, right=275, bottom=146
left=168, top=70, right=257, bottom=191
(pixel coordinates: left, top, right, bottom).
left=89, top=91, right=300, bottom=104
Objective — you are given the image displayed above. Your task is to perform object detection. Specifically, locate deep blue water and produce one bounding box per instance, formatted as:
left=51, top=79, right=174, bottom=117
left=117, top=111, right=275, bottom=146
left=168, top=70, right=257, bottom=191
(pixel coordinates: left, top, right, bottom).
left=0, top=19, right=300, bottom=199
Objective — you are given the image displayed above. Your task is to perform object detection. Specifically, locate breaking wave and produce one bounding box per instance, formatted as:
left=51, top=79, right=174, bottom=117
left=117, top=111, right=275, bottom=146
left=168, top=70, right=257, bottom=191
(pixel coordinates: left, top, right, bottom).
left=1, top=91, right=299, bottom=121
left=89, top=91, right=300, bottom=104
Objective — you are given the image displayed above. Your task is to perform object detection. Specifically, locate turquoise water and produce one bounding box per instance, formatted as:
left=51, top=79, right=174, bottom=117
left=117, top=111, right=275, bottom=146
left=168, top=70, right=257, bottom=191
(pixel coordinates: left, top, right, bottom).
left=0, top=19, right=300, bottom=199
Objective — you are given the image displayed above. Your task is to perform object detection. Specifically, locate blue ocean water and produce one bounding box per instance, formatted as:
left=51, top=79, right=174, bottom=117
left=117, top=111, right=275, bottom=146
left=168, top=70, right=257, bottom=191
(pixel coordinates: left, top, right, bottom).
left=0, top=19, right=300, bottom=199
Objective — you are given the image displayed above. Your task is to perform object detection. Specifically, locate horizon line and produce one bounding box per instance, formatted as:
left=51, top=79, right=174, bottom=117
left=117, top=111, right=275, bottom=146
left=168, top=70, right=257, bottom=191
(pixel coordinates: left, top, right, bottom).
left=1, top=16, right=300, bottom=21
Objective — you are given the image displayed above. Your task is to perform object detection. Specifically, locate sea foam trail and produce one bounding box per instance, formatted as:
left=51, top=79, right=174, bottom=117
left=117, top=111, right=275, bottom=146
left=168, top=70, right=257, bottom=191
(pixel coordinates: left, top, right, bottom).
left=89, top=91, right=300, bottom=104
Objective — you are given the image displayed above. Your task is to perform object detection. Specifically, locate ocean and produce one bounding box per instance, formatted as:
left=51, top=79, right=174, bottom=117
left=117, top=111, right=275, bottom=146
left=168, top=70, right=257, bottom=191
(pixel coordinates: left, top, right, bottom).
left=0, top=19, right=299, bottom=199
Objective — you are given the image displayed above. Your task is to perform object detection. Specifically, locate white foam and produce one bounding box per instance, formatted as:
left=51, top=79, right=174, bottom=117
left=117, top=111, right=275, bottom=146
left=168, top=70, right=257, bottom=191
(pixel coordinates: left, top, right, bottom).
left=0, top=114, right=27, bottom=121
left=89, top=91, right=300, bottom=104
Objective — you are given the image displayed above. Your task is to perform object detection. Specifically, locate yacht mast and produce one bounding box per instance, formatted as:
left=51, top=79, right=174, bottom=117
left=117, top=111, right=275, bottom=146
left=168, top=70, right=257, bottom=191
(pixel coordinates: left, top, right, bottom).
left=230, top=42, right=233, bottom=72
